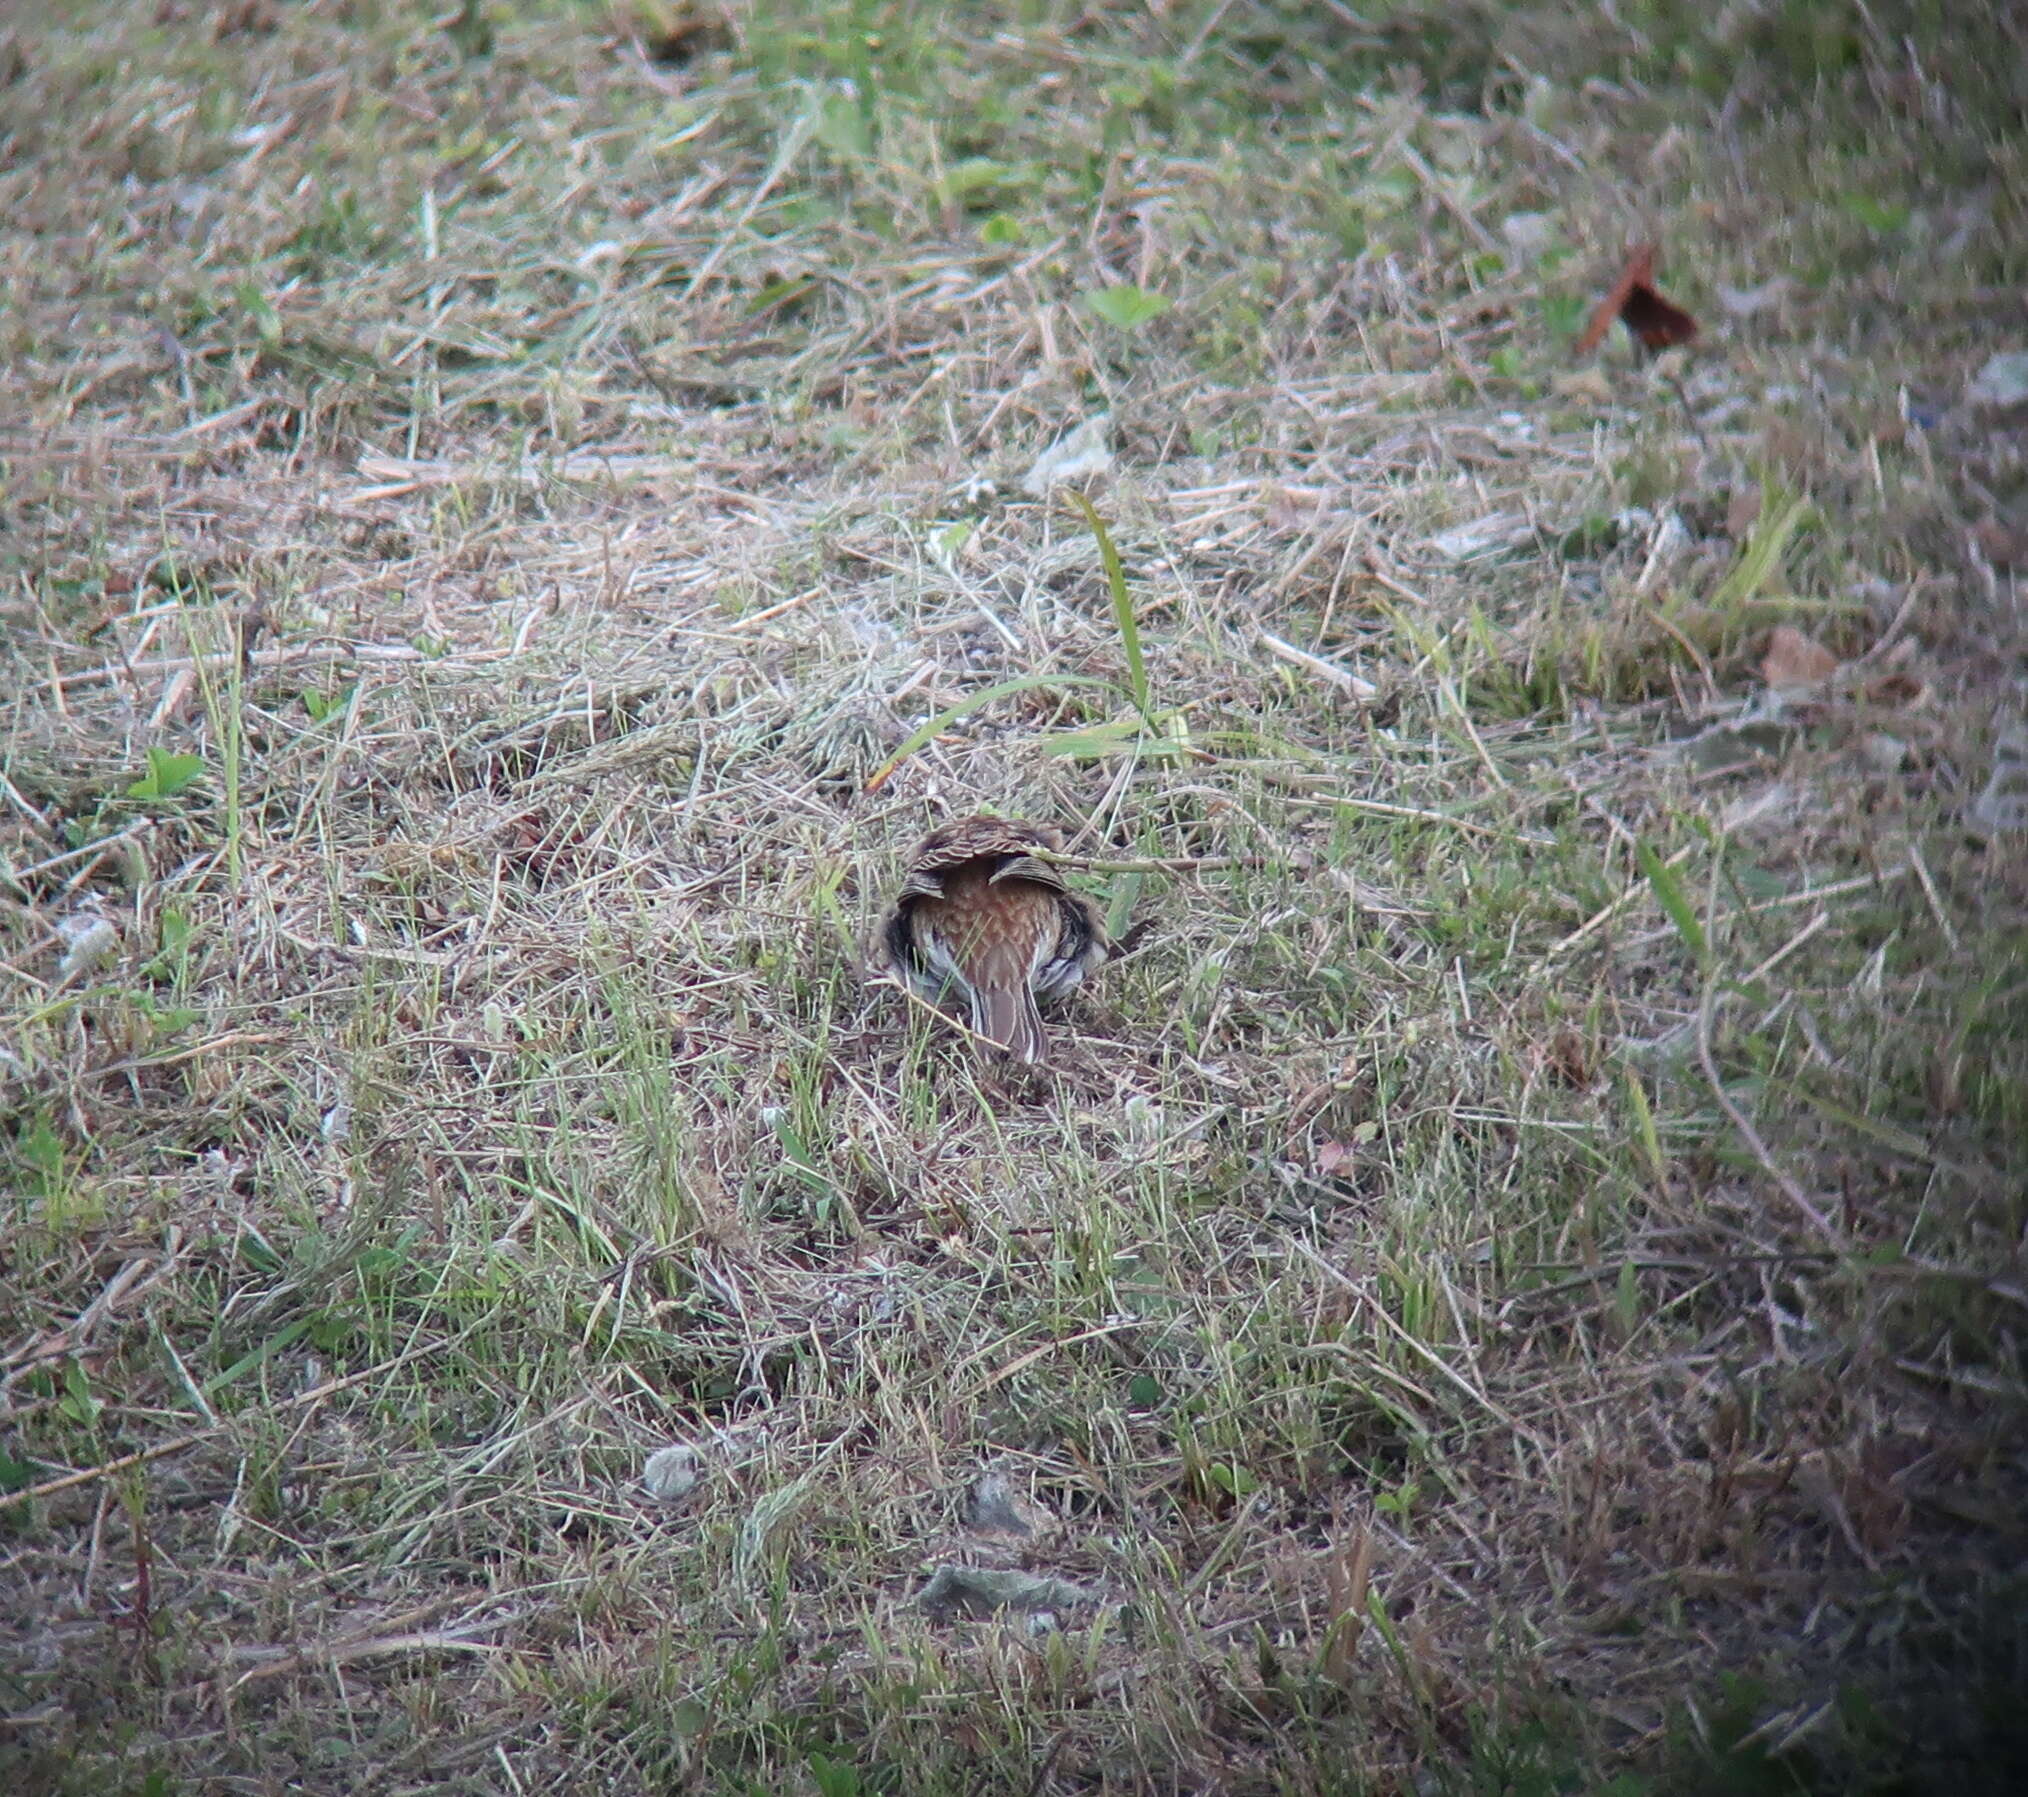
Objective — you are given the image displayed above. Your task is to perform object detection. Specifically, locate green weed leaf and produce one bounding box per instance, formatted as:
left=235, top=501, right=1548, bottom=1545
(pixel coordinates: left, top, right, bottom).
left=128, top=747, right=205, bottom=801
left=1081, top=283, right=1171, bottom=331
left=61, top=1359, right=103, bottom=1426
left=1038, top=711, right=1193, bottom=760
left=1636, top=841, right=1707, bottom=962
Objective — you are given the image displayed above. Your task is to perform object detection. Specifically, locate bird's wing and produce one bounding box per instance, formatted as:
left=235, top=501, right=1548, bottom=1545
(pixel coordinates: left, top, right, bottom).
left=986, top=853, right=1068, bottom=893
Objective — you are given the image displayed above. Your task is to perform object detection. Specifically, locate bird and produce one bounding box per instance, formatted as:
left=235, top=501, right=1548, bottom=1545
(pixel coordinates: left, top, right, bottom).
left=880, top=815, right=1109, bottom=1064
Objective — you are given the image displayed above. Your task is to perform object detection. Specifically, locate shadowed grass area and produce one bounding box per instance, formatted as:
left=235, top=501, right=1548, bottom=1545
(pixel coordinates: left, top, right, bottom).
left=2, top=1, right=2025, bottom=1792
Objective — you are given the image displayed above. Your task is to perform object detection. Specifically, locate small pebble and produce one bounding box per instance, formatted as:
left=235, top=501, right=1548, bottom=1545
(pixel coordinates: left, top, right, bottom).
left=643, top=1444, right=701, bottom=1503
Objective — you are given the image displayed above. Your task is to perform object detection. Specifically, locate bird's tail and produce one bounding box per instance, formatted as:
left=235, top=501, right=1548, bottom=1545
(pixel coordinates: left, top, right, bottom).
left=972, top=982, right=1049, bottom=1064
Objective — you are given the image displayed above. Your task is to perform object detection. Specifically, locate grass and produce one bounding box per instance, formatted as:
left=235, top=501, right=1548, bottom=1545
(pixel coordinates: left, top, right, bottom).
left=2, top=0, right=2026, bottom=1791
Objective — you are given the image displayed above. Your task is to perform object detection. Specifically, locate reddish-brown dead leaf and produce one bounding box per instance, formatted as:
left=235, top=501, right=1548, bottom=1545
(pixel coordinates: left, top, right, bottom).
left=1314, top=1140, right=1356, bottom=1178
left=1574, top=243, right=1699, bottom=359
left=1760, top=625, right=1840, bottom=689
left=1974, top=519, right=2028, bottom=567
left=1858, top=670, right=1926, bottom=708
left=1543, top=1028, right=1594, bottom=1089
left=629, top=4, right=730, bottom=66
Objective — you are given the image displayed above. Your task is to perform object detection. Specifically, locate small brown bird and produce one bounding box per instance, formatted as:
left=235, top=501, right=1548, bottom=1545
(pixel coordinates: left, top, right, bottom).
left=880, top=815, right=1108, bottom=1064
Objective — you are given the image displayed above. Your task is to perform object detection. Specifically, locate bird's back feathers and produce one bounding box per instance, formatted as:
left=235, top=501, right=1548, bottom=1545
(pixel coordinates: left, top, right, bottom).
left=880, top=814, right=1107, bottom=1063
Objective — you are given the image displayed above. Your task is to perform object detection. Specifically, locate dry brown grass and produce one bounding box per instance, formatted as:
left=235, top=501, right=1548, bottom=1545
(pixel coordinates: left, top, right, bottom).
left=3, top=2, right=2025, bottom=1792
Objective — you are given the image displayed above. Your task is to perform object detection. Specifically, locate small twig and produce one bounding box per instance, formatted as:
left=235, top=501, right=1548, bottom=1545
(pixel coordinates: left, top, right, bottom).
left=1, top=773, right=52, bottom=831
left=1696, top=965, right=1846, bottom=1247
left=722, top=585, right=823, bottom=634
left=1395, top=141, right=1499, bottom=253
left=1359, top=549, right=1437, bottom=611
left=1031, top=849, right=1261, bottom=875
left=1906, top=842, right=1959, bottom=952
left=228, top=1613, right=526, bottom=1690
left=1853, top=575, right=1929, bottom=668
left=1274, top=786, right=1554, bottom=846
left=1737, top=909, right=1830, bottom=988
left=969, top=1318, right=1148, bottom=1395
left=89, top=1031, right=294, bottom=1081
left=1435, top=675, right=1511, bottom=791
left=1025, top=1733, right=1071, bottom=1797
left=681, top=100, right=820, bottom=299
left=1661, top=370, right=1709, bottom=452
left=3, top=823, right=154, bottom=888
left=1259, top=629, right=1379, bottom=701
left=1291, top=1241, right=1549, bottom=1451
left=0, top=1342, right=444, bottom=1511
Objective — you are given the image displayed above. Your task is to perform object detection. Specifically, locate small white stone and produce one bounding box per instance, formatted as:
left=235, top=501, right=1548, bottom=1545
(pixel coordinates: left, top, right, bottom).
left=56, top=914, right=120, bottom=980
left=643, top=1444, right=702, bottom=1503
left=1020, top=413, right=1113, bottom=497
left=1968, top=351, right=2028, bottom=410
left=1500, top=211, right=1555, bottom=262
left=1717, top=276, right=1792, bottom=318
left=1859, top=732, right=1907, bottom=774
left=1430, top=513, right=1529, bottom=561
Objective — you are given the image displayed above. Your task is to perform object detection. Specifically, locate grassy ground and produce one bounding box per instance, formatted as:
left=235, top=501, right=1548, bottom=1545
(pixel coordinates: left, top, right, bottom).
left=3, top=1, right=2025, bottom=1791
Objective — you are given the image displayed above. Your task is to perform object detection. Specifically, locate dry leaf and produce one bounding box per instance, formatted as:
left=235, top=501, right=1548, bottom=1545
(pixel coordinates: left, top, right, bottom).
left=919, top=1566, right=1095, bottom=1622
left=642, top=1443, right=701, bottom=1503
left=1551, top=367, right=1615, bottom=406
left=1574, top=243, right=1699, bottom=359
left=1315, top=1140, right=1356, bottom=1178
left=1858, top=670, right=1925, bottom=708
left=1429, top=512, right=1530, bottom=561
left=1974, top=519, right=2028, bottom=567
left=1020, top=413, right=1113, bottom=496
left=1716, top=275, right=1791, bottom=319
left=1760, top=625, right=1839, bottom=690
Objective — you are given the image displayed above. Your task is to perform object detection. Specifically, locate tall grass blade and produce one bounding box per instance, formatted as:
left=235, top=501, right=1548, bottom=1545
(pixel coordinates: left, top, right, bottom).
left=863, top=673, right=1118, bottom=792
left=1063, top=490, right=1150, bottom=720
left=1637, top=839, right=1707, bottom=962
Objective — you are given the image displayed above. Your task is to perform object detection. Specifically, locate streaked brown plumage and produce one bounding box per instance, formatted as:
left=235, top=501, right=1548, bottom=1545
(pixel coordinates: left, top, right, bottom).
left=880, top=815, right=1108, bottom=1064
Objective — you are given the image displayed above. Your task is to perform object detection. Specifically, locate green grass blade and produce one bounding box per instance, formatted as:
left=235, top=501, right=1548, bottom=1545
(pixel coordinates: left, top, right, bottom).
left=1636, top=840, right=1707, bottom=962
left=863, top=673, right=1119, bottom=792
left=1707, top=485, right=1816, bottom=617
left=201, top=1317, right=313, bottom=1397
left=1063, top=490, right=1150, bottom=720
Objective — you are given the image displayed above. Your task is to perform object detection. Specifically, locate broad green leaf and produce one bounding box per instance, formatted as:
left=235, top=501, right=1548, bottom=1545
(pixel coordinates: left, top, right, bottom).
left=934, top=158, right=1037, bottom=207
left=235, top=281, right=283, bottom=346
left=128, top=747, right=205, bottom=800
left=1080, top=283, right=1172, bottom=331
left=1105, top=870, right=1142, bottom=953
left=745, top=273, right=817, bottom=317
left=1623, top=1065, right=1665, bottom=1183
